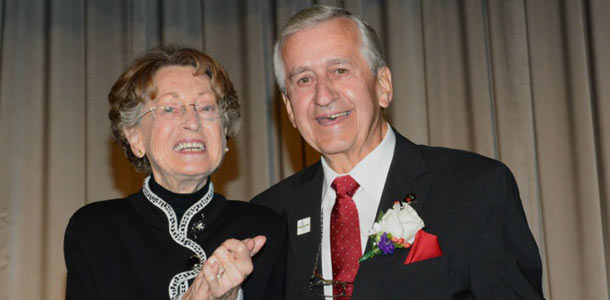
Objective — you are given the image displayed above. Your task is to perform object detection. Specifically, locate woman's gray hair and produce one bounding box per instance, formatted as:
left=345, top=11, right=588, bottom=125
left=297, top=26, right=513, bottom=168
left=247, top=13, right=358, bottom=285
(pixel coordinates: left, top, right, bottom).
left=273, top=5, right=386, bottom=93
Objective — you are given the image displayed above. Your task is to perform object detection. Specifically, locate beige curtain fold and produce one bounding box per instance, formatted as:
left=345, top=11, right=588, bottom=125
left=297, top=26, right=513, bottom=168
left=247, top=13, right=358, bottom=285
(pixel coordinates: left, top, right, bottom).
left=0, top=0, right=608, bottom=299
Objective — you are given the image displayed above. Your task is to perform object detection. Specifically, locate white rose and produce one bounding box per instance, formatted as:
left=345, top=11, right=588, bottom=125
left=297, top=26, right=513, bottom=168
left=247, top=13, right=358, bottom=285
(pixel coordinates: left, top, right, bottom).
left=375, top=202, right=424, bottom=243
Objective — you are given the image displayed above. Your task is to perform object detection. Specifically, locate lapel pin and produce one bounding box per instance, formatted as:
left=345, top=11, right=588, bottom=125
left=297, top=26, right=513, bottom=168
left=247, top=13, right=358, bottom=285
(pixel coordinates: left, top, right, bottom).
left=297, top=217, right=311, bottom=235
left=405, top=193, right=416, bottom=204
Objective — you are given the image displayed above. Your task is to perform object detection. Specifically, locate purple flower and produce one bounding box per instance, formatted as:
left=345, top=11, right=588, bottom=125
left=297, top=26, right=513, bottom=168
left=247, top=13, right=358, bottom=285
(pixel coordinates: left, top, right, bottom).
left=378, top=233, right=396, bottom=255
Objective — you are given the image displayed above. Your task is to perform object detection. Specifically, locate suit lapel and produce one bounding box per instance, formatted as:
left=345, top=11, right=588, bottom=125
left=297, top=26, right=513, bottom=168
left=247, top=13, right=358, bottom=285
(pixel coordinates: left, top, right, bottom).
left=362, top=132, right=430, bottom=252
left=284, top=163, right=324, bottom=295
left=353, top=132, right=431, bottom=299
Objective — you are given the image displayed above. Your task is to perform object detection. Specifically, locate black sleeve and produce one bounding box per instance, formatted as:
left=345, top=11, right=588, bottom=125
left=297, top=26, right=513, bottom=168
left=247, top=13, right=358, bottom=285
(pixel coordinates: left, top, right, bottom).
left=64, top=218, right=100, bottom=300
left=469, top=163, right=545, bottom=299
left=251, top=193, right=283, bottom=216
left=241, top=207, right=288, bottom=300
left=260, top=218, right=287, bottom=300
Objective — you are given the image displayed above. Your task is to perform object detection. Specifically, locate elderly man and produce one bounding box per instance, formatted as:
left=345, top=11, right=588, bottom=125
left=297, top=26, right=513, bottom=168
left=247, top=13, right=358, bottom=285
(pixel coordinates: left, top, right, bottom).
left=253, top=5, right=544, bottom=300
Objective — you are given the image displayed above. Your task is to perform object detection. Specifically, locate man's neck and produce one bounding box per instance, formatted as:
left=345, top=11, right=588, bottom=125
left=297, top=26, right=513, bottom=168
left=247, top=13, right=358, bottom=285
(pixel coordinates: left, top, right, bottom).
left=323, top=121, right=388, bottom=173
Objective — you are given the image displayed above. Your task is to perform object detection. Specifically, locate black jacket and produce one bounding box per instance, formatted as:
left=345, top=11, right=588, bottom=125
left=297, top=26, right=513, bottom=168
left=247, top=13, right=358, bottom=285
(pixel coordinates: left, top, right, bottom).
left=252, top=131, right=544, bottom=300
left=64, top=186, right=286, bottom=300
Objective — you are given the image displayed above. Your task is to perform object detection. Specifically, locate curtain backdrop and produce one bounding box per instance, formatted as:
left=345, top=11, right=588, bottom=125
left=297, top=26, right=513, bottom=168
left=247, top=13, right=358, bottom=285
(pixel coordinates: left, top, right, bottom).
left=1, top=0, right=608, bottom=299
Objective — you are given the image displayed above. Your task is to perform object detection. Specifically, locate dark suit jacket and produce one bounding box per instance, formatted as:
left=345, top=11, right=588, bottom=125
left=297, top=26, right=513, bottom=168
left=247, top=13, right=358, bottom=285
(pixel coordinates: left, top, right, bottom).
left=252, top=131, right=544, bottom=299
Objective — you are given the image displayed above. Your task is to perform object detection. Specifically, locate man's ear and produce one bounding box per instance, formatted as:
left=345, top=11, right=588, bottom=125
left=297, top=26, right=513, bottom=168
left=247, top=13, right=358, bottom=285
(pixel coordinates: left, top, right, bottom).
left=281, top=93, right=297, bottom=128
left=123, top=126, right=145, bottom=157
left=375, top=66, right=393, bottom=108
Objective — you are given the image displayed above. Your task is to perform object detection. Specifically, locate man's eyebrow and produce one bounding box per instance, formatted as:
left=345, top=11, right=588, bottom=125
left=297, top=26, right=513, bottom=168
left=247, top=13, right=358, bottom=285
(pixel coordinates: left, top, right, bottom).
left=287, top=67, right=310, bottom=80
left=286, top=58, right=353, bottom=79
left=326, top=58, right=352, bottom=66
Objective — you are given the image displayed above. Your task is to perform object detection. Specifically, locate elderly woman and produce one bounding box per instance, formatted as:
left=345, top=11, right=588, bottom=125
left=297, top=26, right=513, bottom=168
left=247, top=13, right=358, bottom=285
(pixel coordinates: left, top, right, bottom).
left=64, top=46, right=285, bottom=300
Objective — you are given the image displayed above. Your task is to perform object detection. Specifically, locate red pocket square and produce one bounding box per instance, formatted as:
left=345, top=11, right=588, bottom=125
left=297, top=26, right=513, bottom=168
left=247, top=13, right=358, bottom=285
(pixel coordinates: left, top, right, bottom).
left=403, top=230, right=443, bottom=264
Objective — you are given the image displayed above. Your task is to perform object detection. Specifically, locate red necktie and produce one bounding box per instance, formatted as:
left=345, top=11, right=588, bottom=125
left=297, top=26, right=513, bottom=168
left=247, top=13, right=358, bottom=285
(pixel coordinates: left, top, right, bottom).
left=330, top=175, right=361, bottom=299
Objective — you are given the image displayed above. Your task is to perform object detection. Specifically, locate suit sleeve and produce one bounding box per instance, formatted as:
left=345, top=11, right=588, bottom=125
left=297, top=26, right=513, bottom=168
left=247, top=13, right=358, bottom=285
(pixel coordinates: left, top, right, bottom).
left=250, top=195, right=301, bottom=300
left=260, top=217, right=287, bottom=299
left=251, top=193, right=283, bottom=215
left=469, top=164, right=545, bottom=299
left=64, top=218, right=100, bottom=300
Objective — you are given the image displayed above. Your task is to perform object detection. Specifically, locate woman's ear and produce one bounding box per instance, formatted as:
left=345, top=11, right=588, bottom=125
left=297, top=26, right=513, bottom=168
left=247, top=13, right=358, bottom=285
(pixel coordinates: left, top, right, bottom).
left=375, top=66, right=393, bottom=108
left=123, top=126, right=145, bottom=157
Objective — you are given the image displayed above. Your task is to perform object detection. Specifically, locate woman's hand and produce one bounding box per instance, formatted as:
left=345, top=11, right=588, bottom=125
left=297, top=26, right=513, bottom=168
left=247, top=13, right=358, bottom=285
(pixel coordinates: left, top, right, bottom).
left=240, top=235, right=266, bottom=257
left=182, top=235, right=267, bottom=300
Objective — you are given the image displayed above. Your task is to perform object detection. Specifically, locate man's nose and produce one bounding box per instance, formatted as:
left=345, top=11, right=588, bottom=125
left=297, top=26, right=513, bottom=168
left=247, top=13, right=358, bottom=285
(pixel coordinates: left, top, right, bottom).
left=314, top=76, right=339, bottom=107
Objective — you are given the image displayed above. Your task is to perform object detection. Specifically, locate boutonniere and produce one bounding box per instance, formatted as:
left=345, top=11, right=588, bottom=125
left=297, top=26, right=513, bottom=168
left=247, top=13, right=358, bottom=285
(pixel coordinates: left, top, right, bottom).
left=359, top=201, right=424, bottom=262
left=360, top=199, right=443, bottom=264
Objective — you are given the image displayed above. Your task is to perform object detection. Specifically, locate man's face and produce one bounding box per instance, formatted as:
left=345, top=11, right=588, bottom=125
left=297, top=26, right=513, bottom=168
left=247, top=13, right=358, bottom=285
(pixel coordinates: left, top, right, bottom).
left=281, top=18, right=392, bottom=172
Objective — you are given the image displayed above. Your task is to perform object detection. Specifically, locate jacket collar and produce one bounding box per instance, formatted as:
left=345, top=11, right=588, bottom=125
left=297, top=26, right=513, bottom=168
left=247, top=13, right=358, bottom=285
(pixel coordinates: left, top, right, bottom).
left=353, top=131, right=431, bottom=298
left=283, top=163, right=325, bottom=298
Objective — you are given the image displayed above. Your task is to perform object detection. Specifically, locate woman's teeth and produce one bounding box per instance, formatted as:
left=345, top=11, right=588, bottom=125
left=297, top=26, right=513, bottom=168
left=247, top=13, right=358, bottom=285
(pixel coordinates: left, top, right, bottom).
left=174, top=142, right=205, bottom=152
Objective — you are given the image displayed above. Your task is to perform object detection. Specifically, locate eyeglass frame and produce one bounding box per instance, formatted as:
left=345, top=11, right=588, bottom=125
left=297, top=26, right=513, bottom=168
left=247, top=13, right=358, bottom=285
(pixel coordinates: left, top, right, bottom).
left=307, top=218, right=354, bottom=298
left=308, top=270, right=352, bottom=298
left=136, top=103, right=223, bottom=122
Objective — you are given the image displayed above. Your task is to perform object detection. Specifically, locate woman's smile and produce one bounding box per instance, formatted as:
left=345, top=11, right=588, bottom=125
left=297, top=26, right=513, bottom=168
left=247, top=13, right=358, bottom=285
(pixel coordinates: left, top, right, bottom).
left=174, top=140, right=206, bottom=152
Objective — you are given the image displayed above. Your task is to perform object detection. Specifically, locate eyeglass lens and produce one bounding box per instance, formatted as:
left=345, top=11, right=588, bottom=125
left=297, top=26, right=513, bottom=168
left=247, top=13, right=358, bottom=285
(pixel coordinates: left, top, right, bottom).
left=154, top=103, right=221, bottom=119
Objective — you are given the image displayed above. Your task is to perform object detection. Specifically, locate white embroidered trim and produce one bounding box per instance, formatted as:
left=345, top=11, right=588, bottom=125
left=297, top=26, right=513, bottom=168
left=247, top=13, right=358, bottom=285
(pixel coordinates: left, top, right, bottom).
left=142, top=176, right=213, bottom=300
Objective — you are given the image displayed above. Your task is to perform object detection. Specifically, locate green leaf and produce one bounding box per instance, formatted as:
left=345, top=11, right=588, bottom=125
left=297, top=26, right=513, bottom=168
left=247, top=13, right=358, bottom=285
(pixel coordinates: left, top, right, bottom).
left=358, top=248, right=381, bottom=263
left=376, top=210, right=384, bottom=221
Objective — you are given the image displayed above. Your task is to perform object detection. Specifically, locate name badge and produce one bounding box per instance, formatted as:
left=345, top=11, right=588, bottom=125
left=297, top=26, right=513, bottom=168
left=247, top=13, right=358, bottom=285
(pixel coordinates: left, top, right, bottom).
left=297, top=217, right=311, bottom=235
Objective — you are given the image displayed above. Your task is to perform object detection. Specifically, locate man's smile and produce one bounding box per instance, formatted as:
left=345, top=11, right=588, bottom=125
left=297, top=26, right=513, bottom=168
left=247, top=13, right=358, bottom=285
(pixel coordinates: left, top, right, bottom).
left=316, top=111, right=351, bottom=124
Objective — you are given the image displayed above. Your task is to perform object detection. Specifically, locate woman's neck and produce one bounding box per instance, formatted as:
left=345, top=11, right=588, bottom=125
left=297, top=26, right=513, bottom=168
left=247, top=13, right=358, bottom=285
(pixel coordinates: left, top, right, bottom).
left=151, top=172, right=208, bottom=194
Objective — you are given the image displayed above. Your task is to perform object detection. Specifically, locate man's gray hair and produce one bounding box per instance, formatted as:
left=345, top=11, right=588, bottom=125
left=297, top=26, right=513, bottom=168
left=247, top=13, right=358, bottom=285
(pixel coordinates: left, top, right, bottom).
left=273, top=5, right=387, bottom=93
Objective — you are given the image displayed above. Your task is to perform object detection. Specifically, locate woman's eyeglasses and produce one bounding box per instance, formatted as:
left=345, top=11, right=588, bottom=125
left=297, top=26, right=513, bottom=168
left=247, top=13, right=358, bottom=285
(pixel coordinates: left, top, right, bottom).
left=137, top=103, right=222, bottom=121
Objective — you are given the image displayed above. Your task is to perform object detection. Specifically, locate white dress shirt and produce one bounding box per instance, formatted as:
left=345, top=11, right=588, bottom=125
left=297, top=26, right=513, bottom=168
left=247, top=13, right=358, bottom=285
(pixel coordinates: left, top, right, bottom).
left=320, top=125, right=396, bottom=298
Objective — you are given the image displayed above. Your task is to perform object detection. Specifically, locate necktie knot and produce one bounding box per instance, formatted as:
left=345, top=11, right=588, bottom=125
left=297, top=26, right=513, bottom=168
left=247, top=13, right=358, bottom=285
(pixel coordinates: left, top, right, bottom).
left=331, top=175, right=359, bottom=198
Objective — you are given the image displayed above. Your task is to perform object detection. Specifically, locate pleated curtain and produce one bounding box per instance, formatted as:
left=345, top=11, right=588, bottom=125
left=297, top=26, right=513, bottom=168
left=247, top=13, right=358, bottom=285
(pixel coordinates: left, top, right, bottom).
left=0, top=1, right=608, bottom=299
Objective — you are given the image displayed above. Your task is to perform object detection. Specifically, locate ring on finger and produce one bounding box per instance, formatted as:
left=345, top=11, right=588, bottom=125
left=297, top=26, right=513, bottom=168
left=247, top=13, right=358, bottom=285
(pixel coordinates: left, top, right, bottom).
left=216, top=268, right=225, bottom=280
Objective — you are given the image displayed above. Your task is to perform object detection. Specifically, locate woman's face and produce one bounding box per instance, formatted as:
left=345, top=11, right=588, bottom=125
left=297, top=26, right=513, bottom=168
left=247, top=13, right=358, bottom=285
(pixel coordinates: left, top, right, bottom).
left=125, top=65, right=226, bottom=187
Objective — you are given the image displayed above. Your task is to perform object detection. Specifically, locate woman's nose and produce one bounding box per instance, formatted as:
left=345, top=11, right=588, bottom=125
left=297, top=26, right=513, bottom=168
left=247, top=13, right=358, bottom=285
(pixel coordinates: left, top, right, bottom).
left=181, top=105, right=201, bottom=130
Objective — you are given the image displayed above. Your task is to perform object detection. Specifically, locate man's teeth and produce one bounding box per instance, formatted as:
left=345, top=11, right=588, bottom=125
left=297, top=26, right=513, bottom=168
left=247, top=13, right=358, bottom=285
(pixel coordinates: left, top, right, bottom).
left=174, top=142, right=205, bottom=152
left=325, top=111, right=350, bottom=120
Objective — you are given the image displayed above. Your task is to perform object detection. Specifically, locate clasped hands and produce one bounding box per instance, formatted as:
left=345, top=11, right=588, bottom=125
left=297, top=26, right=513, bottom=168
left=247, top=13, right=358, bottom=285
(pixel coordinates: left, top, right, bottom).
left=182, top=235, right=266, bottom=300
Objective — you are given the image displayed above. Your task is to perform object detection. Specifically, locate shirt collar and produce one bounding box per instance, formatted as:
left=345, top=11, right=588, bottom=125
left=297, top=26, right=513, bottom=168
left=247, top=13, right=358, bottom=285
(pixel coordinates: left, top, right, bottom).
left=321, top=125, right=396, bottom=201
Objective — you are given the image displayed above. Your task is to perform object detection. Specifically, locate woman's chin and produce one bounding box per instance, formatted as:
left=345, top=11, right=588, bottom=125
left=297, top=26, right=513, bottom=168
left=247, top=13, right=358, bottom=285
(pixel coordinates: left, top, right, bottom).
left=176, top=168, right=213, bottom=178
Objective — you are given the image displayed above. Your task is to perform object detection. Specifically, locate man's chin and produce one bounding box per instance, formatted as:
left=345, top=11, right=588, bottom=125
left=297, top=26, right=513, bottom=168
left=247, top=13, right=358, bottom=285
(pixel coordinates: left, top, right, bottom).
left=316, top=142, right=355, bottom=157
